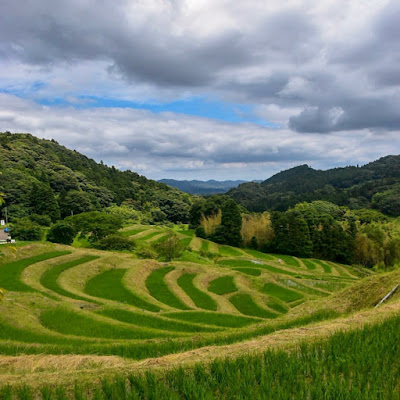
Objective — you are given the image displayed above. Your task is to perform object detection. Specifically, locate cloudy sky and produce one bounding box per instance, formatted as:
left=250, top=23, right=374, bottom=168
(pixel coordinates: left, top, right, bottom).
left=0, top=0, right=399, bottom=180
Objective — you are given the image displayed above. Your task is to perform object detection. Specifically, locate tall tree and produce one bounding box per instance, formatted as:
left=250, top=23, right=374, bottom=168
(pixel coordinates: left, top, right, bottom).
left=29, top=182, right=60, bottom=221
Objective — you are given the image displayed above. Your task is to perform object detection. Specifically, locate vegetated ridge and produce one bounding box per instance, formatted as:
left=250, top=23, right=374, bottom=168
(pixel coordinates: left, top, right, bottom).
left=228, top=156, right=400, bottom=214
left=0, top=132, right=192, bottom=223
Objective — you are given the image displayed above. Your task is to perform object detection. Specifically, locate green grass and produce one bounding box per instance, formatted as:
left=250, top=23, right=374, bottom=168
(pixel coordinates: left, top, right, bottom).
left=200, top=240, right=209, bottom=252
left=177, top=273, right=217, bottom=311
left=96, top=309, right=221, bottom=333
left=232, top=267, right=262, bottom=276
left=176, top=251, right=212, bottom=265
left=219, top=246, right=243, bottom=257
left=302, top=279, right=347, bottom=292
left=40, top=315, right=400, bottom=400
left=242, top=249, right=275, bottom=260
left=0, top=309, right=339, bottom=359
left=40, top=308, right=170, bottom=340
left=229, top=293, right=279, bottom=319
left=311, top=259, right=332, bottom=273
left=145, top=267, right=190, bottom=310
left=301, top=259, right=317, bottom=271
left=40, top=255, right=99, bottom=301
left=119, top=228, right=146, bottom=237
left=262, top=282, right=304, bottom=303
left=165, top=311, right=261, bottom=328
left=265, top=297, right=289, bottom=314
left=218, top=259, right=266, bottom=268
left=272, top=254, right=301, bottom=268
left=85, top=269, right=160, bottom=312
left=176, top=229, right=195, bottom=237
left=137, top=231, right=161, bottom=241
left=178, top=237, right=192, bottom=247
left=208, top=276, right=238, bottom=295
left=258, top=264, right=301, bottom=277
left=0, top=251, right=70, bottom=292
left=278, top=279, right=330, bottom=297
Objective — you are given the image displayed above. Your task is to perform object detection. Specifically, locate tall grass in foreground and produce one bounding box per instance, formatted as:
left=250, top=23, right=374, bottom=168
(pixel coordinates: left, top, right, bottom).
left=6, top=315, right=400, bottom=399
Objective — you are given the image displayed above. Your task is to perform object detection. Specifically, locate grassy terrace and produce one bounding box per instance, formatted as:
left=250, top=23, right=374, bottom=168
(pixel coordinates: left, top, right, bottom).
left=85, top=269, right=160, bottom=312
left=177, top=273, right=217, bottom=311
left=0, top=228, right=386, bottom=394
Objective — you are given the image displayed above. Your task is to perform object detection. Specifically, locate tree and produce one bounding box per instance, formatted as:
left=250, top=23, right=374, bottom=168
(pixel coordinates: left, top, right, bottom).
left=94, top=234, right=136, bottom=251
left=29, top=182, right=60, bottom=221
left=47, top=221, right=76, bottom=245
left=152, top=233, right=183, bottom=261
left=59, top=190, right=96, bottom=217
left=67, top=211, right=123, bottom=243
left=11, top=218, right=44, bottom=241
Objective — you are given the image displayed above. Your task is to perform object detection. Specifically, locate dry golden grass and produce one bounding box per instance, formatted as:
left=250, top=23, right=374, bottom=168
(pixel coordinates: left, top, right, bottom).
left=241, top=213, right=274, bottom=247
left=200, top=210, right=222, bottom=235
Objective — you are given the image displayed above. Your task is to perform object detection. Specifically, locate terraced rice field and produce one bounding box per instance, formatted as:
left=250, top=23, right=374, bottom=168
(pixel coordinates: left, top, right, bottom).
left=0, top=226, right=374, bottom=390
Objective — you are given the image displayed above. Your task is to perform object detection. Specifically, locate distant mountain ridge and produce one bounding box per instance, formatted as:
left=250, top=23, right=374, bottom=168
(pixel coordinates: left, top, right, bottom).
left=159, top=179, right=261, bottom=195
left=228, top=155, right=400, bottom=215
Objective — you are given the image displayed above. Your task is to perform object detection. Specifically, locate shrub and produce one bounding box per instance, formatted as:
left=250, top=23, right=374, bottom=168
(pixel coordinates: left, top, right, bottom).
left=11, top=218, right=44, bottom=241
left=47, top=221, right=76, bottom=245
left=30, top=213, right=52, bottom=227
left=152, top=233, right=183, bottom=261
left=195, top=226, right=207, bottom=238
left=94, top=234, right=136, bottom=251
left=136, top=244, right=157, bottom=259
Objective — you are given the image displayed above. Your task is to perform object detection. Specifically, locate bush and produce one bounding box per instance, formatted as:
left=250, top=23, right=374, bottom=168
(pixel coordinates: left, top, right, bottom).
left=152, top=233, right=183, bottom=261
left=47, top=221, right=76, bottom=245
left=136, top=245, right=157, bottom=259
left=195, top=226, right=207, bottom=238
left=30, top=213, right=52, bottom=227
left=11, top=218, right=44, bottom=241
left=94, top=235, right=136, bottom=251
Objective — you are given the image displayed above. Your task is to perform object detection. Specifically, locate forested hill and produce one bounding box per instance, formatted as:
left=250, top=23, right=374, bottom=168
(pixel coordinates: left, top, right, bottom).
left=0, top=132, right=192, bottom=222
left=228, top=155, right=400, bottom=215
left=158, top=179, right=250, bottom=195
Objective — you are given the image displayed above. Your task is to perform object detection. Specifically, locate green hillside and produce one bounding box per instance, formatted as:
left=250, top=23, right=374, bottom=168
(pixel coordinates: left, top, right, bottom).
left=0, top=132, right=191, bottom=223
left=228, top=155, right=400, bottom=214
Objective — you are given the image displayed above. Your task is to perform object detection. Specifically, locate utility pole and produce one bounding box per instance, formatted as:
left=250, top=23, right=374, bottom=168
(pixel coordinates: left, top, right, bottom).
left=4, top=207, right=7, bottom=225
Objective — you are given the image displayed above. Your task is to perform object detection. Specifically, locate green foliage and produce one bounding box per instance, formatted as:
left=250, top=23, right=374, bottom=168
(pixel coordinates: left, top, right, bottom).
left=177, top=273, right=217, bottom=311
left=38, top=315, right=400, bottom=399
left=229, top=155, right=400, bottom=215
left=194, top=226, right=206, bottom=238
left=94, top=234, right=136, bottom=251
left=85, top=269, right=160, bottom=312
left=10, top=218, right=44, bottom=241
left=29, top=213, right=52, bottom=227
left=0, top=251, right=70, bottom=292
left=40, top=255, right=99, bottom=301
left=232, top=267, right=262, bottom=276
left=40, top=308, right=169, bottom=339
left=47, top=220, right=76, bottom=245
left=229, top=293, right=279, bottom=318
left=29, top=182, right=60, bottom=221
left=208, top=276, right=237, bottom=295
left=0, top=132, right=192, bottom=224
left=97, top=309, right=220, bottom=333
left=165, top=311, right=261, bottom=328
left=68, top=211, right=123, bottom=243
left=152, top=233, right=184, bottom=261
left=145, top=267, right=190, bottom=310
left=262, top=282, right=303, bottom=303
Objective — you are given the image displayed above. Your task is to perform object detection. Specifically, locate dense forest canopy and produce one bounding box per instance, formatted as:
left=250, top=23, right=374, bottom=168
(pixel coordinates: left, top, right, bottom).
left=0, top=132, right=192, bottom=223
left=228, top=156, right=400, bottom=215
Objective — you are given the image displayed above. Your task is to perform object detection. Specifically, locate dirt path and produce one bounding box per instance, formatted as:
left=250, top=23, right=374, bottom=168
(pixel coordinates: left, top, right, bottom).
left=1, top=300, right=399, bottom=388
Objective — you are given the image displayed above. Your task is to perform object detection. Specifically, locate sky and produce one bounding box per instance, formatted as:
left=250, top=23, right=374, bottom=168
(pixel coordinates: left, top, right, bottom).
left=0, top=0, right=399, bottom=181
